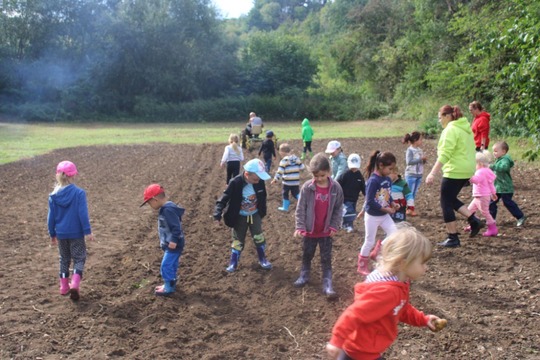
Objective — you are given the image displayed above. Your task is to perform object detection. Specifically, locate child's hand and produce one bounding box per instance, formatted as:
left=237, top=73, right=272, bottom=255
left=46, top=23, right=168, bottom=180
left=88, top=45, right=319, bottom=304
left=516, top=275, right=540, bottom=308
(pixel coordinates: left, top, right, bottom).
left=427, top=315, right=447, bottom=332
left=51, top=237, right=57, bottom=245
left=325, top=343, right=341, bottom=359
left=384, top=206, right=396, bottom=215
left=271, top=179, right=277, bottom=185
left=392, top=202, right=400, bottom=210
left=491, top=193, right=498, bottom=201
left=422, top=156, right=427, bottom=164
left=293, top=230, right=303, bottom=238
left=356, top=210, right=365, bottom=219
left=426, top=173, right=435, bottom=185
left=85, top=234, right=95, bottom=242
left=168, top=242, right=177, bottom=250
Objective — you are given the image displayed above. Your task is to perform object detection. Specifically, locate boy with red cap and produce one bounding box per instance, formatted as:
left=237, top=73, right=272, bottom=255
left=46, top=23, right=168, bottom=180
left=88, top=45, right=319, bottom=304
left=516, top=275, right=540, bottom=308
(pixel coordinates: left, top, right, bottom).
left=141, top=184, right=186, bottom=296
left=213, top=159, right=272, bottom=272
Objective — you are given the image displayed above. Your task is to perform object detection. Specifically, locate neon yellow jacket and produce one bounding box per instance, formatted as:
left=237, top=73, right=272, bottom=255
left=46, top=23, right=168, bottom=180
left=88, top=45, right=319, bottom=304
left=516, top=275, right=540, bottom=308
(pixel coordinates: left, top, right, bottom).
left=437, top=117, right=476, bottom=179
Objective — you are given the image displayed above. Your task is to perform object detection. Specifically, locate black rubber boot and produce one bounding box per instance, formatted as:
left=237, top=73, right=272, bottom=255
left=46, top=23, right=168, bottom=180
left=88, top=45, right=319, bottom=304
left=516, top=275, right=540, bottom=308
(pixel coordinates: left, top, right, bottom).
left=468, top=214, right=482, bottom=237
left=293, top=269, right=310, bottom=288
left=438, top=233, right=461, bottom=248
left=322, top=269, right=338, bottom=300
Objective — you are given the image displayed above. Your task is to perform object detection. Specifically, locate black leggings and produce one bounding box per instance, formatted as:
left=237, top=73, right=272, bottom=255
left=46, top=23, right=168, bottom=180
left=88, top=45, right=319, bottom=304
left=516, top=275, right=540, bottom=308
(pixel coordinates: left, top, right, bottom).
left=226, top=161, right=240, bottom=184
left=303, top=141, right=312, bottom=153
left=440, top=177, right=469, bottom=223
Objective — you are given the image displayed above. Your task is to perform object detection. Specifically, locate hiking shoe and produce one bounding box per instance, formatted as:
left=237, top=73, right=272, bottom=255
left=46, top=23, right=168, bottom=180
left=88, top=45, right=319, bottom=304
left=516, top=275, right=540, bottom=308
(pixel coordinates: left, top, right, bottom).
left=345, top=226, right=353, bottom=233
left=438, top=235, right=461, bottom=248
left=517, top=216, right=527, bottom=227
left=469, top=217, right=482, bottom=237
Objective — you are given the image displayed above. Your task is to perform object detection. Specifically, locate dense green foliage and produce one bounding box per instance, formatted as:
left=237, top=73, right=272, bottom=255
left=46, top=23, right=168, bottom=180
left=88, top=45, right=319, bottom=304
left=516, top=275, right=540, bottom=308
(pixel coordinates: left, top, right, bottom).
left=1, top=0, right=539, bottom=157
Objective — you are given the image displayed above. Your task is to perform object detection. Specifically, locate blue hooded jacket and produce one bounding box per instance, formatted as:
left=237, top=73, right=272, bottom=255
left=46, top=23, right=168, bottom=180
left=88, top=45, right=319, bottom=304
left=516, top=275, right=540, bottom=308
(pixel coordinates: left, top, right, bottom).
left=158, top=201, right=185, bottom=253
left=47, top=184, right=92, bottom=239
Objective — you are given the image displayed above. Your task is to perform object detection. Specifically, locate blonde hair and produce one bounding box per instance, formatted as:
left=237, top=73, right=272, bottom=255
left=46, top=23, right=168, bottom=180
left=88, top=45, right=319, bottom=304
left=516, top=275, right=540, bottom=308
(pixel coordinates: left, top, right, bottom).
left=229, top=133, right=241, bottom=155
left=377, top=224, right=432, bottom=273
left=52, top=172, right=75, bottom=194
left=279, top=143, right=291, bottom=154
left=476, top=150, right=493, bottom=166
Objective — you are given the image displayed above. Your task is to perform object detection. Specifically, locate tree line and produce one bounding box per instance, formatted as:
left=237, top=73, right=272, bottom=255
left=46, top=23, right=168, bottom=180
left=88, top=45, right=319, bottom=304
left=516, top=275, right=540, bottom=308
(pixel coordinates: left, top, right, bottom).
left=1, top=0, right=539, bottom=157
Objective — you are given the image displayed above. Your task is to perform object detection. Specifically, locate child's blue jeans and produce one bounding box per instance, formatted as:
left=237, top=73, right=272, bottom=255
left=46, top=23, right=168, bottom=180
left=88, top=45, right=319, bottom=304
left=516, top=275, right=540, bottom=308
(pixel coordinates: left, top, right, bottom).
left=342, top=201, right=357, bottom=228
left=161, top=249, right=181, bottom=282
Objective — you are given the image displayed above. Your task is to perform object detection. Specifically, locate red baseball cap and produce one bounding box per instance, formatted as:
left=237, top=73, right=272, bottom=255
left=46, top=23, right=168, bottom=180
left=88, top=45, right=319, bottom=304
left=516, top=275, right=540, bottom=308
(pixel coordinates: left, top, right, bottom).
left=140, top=184, right=165, bottom=207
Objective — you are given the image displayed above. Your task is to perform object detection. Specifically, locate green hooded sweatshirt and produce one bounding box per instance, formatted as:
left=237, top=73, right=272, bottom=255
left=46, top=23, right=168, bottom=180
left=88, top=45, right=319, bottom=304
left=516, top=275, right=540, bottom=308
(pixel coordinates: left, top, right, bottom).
left=490, top=154, right=514, bottom=193
left=301, top=118, right=314, bottom=142
left=437, top=117, right=476, bottom=179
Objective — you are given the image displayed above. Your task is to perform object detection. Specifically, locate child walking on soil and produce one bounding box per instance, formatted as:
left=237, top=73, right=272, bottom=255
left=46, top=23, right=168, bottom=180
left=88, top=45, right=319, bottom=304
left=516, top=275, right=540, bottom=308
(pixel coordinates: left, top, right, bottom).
left=48, top=161, right=94, bottom=301
left=326, top=226, right=445, bottom=360
left=213, top=159, right=272, bottom=272
left=220, top=133, right=244, bottom=185
left=326, top=140, right=348, bottom=180
left=294, top=153, right=344, bottom=299
left=271, top=143, right=305, bottom=212
left=389, top=168, right=414, bottom=223
left=357, top=151, right=398, bottom=275
left=403, top=131, right=426, bottom=216
left=140, top=184, right=186, bottom=296
left=489, top=141, right=527, bottom=227
left=464, top=151, right=498, bottom=237
left=301, top=118, right=314, bottom=160
left=337, top=154, right=365, bottom=233
left=259, top=130, right=277, bottom=172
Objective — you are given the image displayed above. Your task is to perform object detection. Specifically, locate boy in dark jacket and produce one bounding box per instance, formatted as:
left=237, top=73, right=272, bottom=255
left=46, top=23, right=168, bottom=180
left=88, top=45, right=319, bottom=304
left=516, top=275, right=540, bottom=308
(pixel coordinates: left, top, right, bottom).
left=337, top=153, right=366, bottom=233
left=214, top=159, right=272, bottom=272
left=140, top=184, right=186, bottom=296
left=259, top=130, right=277, bottom=172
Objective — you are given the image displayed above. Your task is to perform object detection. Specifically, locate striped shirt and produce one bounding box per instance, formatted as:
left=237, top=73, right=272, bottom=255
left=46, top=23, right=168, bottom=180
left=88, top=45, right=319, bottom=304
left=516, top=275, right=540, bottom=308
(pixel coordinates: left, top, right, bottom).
left=365, top=269, right=400, bottom=283
left=273, top=155, right=305, bottom=186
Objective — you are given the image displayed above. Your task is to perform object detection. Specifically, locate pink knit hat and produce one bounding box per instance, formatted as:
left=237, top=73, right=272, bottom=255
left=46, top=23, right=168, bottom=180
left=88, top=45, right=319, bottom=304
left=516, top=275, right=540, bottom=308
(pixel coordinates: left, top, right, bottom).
left=56, top=161, right=78, bottom=177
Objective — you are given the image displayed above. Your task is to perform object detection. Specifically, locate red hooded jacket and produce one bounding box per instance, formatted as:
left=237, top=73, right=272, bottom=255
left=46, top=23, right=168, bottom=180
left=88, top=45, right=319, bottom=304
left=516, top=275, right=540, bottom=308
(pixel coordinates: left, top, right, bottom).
left=471, top=111, right=491, bottom=149
left=329, top=275, right=429, bottom=359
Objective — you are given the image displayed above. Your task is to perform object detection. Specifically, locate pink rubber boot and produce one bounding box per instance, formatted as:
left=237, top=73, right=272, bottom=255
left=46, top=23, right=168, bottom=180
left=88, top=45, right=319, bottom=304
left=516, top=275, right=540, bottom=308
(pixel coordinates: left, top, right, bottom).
left=357, top=255, right=371, bottom=276
left=483, top=223, right=498, bottom=237
left=369, top=240, right=382, bottom=261
left=69, top=274, right=81, bottom=301
left=59, top=278, right=70, bottom=296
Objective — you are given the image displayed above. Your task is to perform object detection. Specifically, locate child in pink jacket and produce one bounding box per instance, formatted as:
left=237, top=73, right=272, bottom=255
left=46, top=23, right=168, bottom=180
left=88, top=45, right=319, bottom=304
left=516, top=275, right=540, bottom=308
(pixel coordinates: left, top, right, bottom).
left=465, top=151, right=498, bottom=236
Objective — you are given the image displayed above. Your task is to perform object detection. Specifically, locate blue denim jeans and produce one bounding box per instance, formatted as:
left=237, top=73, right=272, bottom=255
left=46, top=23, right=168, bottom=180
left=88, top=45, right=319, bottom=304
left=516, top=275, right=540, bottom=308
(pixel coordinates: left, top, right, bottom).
left=264, top=158, right=272, bottom=173
left=406, top=176, right=422, bottom=200
left=161, top=250, right=181, bottom=282
left=342, top=201, right=357, bottom=228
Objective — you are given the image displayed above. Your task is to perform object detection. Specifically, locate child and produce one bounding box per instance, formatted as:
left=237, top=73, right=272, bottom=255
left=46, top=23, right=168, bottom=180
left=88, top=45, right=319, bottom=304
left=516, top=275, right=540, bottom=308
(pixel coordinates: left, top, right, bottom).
left=403, top=131, right=426, bottom=216
left=47, top=161, right=94, bottom=301
left=326, top=226, right=444, bottom=360
left=140, top=184, right=185, bottom=296
left=336, top=154, right=365, bottom=233
left=271, top=143, right=305, bottom=212
left=259, top=130, right=277, bottom=172
left=294, top=153, right=344, bottom=299
left=213, top=159, right=272, bottom=272
left=389, top=168, right=414, bottom=223
left=301, top=118, right=314, bottom=160
left=325, top=140, right=348, bottom=179
left=220, top=133, right=244, bottom=185
left=357, top=151, right=398, bottom=276
left=463, top=151, right=498, bottom=236
left=489, top=141, right=527, bottom=227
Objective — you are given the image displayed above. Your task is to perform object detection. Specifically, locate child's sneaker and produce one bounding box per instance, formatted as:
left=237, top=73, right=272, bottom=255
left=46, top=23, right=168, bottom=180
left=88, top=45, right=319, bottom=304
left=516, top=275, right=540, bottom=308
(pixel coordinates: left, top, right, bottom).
left=463, top=225, right=471, bottom=233
left=517, top=216, right=527, bottom=227
left=345, top=226, right=353, bottom=233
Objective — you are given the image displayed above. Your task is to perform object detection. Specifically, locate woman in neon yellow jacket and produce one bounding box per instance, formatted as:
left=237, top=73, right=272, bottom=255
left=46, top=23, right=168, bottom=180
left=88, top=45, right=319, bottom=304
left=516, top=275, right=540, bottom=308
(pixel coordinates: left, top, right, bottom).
left=426, top=105, right=482, bottom=248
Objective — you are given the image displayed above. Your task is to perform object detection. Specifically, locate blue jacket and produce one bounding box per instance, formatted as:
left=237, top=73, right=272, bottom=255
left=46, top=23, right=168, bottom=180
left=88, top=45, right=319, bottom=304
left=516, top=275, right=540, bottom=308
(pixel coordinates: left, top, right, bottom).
left=158, top=201, right=185, bottom=252
left=48, top=184, right=92, bottom=239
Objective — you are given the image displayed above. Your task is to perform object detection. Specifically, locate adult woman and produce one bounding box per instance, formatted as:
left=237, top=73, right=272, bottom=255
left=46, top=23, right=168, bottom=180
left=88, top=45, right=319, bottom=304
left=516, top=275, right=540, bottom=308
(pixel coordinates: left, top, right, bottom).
left=469, top=101, right=491, bottom=152
left=426, top=105, right=482, bottom=248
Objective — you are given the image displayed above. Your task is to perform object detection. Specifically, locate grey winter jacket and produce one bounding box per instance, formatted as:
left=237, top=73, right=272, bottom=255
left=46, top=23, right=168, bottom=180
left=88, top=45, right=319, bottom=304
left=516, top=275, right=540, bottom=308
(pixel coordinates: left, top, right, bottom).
left=295, top=178, right=344, bottom=234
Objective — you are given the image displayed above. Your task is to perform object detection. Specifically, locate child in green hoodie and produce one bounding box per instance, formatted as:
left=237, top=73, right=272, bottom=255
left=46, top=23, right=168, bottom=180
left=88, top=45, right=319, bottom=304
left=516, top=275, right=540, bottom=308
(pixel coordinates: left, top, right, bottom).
left=489, top=141, right=527, bottom=227
left=301, top=118, right=314, bottom=160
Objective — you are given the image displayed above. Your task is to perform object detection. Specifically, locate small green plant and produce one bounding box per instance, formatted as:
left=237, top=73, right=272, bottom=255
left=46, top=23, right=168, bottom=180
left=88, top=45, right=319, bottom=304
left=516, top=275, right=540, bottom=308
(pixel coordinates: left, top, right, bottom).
left=131, top=278, right=150, bottom=289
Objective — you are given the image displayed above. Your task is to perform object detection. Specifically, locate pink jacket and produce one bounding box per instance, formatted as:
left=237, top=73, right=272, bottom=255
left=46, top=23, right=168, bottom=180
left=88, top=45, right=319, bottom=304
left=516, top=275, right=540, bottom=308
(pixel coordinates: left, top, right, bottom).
left=469, top=167, right=496, bottom=197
